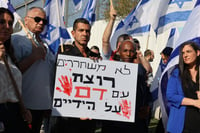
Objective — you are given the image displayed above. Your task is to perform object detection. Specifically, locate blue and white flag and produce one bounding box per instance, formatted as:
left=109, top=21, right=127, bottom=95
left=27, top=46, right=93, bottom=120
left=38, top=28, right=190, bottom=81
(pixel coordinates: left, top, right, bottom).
left=81, top=0, right=96, bottom=25
left=166, top=28, right=180, bottom=48
left=159, top=0, right=200, bottom=130
left=73, top=0, right=82, bottom=11
left=41, top=0, right=71, bottom=54
left=155, top=0, right=197, bottom=34
left=0, top=0, right=21, bottom=26
left=110, top=0, right=169, bottom=50
left=150, top=28, right=179, bottom=117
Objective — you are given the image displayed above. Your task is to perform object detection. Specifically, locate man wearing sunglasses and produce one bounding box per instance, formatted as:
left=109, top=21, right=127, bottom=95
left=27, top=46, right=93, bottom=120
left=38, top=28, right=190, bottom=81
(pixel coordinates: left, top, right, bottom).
left=11, top=7, right=55, bottom=133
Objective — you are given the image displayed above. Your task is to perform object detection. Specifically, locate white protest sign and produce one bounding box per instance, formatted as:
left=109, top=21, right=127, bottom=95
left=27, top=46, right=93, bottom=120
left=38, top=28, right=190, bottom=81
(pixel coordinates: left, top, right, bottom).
left=52, top=54, right=138, bottom=123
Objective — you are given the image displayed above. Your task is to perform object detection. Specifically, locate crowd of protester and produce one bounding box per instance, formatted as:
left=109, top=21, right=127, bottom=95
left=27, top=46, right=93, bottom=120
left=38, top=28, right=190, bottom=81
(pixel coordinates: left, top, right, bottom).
left=0, top=2, right=200, bottom=133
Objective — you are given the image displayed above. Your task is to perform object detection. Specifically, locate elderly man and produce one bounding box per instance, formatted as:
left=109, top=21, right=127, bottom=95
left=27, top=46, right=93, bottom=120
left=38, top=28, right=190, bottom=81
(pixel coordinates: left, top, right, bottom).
left=11, top=7, right=55, bottom=133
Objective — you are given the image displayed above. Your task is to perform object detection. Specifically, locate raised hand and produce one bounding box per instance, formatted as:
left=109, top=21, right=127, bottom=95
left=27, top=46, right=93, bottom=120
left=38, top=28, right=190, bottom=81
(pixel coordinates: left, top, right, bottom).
left=110, top=0, right=117, bottom=19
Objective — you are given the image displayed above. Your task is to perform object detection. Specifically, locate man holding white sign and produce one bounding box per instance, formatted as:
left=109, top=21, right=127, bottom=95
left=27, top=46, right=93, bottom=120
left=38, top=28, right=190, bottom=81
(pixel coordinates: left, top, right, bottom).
left=52, top=18, right=99, bottom=133
left=101, top=40, right=150, bottom=133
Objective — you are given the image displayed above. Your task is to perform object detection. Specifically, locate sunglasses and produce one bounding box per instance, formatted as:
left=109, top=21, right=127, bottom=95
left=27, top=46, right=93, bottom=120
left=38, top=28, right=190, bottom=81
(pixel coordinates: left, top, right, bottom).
left=27, top=16, right=48, bottom=25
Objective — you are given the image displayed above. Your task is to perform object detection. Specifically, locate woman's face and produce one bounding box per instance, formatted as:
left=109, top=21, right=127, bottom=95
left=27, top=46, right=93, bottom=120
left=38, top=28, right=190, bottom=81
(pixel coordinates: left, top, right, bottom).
left=0, top=13, right=13, bottom=43
left=182, top=44, right=199, bottom=66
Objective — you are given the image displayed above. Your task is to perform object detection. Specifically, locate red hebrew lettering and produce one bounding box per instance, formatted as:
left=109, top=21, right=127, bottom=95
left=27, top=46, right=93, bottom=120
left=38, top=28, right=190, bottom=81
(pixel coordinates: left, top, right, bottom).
left=92, top=88, right=107, bottom=100
left=75, top=86, right=91, bottom=98
left=58, top=75, right=73, bottom=96
left=119, top=99, right=131, bottom=119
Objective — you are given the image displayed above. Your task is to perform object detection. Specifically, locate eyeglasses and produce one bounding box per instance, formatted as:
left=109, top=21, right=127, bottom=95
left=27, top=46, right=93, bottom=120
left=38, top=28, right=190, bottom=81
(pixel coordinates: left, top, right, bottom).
left=27, top=16, right=48, bottom=25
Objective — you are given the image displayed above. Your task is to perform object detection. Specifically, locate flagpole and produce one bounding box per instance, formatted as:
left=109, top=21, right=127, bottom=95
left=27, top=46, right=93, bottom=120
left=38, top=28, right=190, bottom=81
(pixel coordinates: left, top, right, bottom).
left=146, top=34, right=150, bottom=50
left=55, top=0, right=64, bottom=53
left=17, top=19, right=38, bottom=47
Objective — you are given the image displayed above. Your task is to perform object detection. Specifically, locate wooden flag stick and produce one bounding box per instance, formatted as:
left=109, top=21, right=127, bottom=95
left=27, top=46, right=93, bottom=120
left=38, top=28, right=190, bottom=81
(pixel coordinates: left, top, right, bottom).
left=17, top=19, right=38, bottom=47
left=3, top=56, right=27, bottom=117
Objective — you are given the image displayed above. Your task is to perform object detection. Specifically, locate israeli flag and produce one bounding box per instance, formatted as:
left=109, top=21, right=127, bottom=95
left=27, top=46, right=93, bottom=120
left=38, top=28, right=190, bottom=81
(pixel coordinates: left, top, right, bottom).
left=41, top=0, right=71, bottom=54
left=0, top=0, right=21, bottom=26
left=166, top=28, right=180, bottom=48
left=110, top=0, right=169, bottom=50
left=159, top=0, right=200, bottom=130
left=73, top=0, right=82, bottom=11
left=150, top=28, right=179, bottom=117
left=155, top=0, right=197, bottom=34
left=81, top=0, right=96, bottom=25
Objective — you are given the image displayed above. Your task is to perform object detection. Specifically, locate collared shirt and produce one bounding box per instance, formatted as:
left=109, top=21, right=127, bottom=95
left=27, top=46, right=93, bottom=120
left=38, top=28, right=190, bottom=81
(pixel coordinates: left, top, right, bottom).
left=59, top=42, right=91, bottom=57
left=11, top=30, right=56, bottom=110
left=0, top=57, right=22, bottom=103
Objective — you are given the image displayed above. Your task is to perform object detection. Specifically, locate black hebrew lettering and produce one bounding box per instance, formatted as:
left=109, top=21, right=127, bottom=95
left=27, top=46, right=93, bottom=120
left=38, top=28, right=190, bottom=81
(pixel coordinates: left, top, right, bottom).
left=96, top=76, right=102, bottom=86
left=112, top=106, right=121, bottom=113
left=72, top=73, right=83, bottom=82
left=57, top=59, right=64, bottom=67
left=87, top=63, right=97, bottom=70
left=105, top=102, right=112, bottom=112
left=72, top=100, right=82, bottom=108
left=96, top=65, right=106, bottom=72
left=73, top=60, right=80, bottom=68
left=115, top=65, right=131, bottom=75
left=80, top=62, right=87, bottom=68
left=103, top=77, right=115, bottom=88
left=120, top=91, right=129, bottom=98
left=86, top=101, right=95, bottom=110
left=83, top=75, right=94, bottom=84
left=112, top=91, right=119, bottom=98
left=54, top=98, right=62, bottom=107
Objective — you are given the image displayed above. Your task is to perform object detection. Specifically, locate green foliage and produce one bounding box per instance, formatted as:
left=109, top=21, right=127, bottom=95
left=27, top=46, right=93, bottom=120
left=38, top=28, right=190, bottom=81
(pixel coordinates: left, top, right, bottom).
left=104, top=0, right=139, bottom=21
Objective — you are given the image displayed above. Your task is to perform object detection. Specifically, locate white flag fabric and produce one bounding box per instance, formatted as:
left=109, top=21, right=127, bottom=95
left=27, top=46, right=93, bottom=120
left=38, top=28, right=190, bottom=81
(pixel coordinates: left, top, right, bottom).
left=166, top=28, right=180, bottom=48
left=150, top=28, right=179, bottom=118
left=155, top=0, right=197, bottom=34
left=81, top=0, right=96, bottom=25
left=110, top=0, right=169, bottom=50
left=73, top=0, right=82, bottom=11
left=159, top=0, right=200, bottom=130
left=41, top=0, right=71, bottom=54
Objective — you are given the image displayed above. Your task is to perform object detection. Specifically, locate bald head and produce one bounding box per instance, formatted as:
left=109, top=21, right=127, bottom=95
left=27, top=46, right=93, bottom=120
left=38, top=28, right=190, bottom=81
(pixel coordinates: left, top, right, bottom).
left=119, top=40, right=137, bottom=62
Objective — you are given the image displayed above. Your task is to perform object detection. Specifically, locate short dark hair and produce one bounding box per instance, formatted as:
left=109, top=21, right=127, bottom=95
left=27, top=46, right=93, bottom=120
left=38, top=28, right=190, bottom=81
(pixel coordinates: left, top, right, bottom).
left=161, top=47, right=173, bottom=57
left=90, top=45, right=100, bottom=52
left=73, top=18, right=90, bottom=30
left=133, top=38, right=140, bottom=49
left=116, top=34, right=130, bottom=48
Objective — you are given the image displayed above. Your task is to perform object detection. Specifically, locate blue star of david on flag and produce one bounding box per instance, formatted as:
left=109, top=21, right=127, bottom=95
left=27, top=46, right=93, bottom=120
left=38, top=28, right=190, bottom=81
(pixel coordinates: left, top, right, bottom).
left=41, top=23, right=56, bottom=41
left=41, top=0, right=71, bottom=54
left=155, top=0, right=196, bottom=34
left=128, top=16, right=138, bottom=28
left=169, top=0, right=193, bottom=8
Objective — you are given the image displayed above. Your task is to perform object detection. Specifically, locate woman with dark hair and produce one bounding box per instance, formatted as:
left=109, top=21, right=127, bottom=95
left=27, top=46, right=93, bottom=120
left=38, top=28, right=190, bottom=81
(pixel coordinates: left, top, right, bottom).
left=0, top=7, right=31, bottom=133
left=167, top=41, right=200, bottom=133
